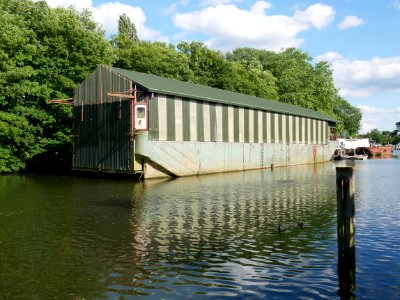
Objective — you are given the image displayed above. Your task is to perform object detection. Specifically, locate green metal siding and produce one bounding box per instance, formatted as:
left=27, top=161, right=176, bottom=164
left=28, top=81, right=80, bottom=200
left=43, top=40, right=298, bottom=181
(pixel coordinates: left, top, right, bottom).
left=286, top=114, right=290, bottom=144
left=325, top=121, right=329, bottom=144
left=149, top=95, right=159, bottom=140
left=292, top=116, right=296, bottom=144
left=278, top=114, right=285, bottom=143
left=305, top=118, right=309, bottom=144
left=234, top=107, right=239, bottom=143
left=167, top=96, right=175, bottom=141
left=311, top=119, right=315, bottom=144
left=196, top=101, right=204, bottom=142
left=262, top=112, right=267, bottom=143
left=73, top=101, right=131, bottom=171
left=299, top=118, right=302, bottom=144
left=254, top=110, right=259, bottom=143
left=182, top=98, right=190, bottom=141
left=270, top=113, right=275, bottom=143
left=209, top=103, right=217, bottom=142
left=313, top=119, right=316, bottom=144
left=244, top=108, right=249, bottom=143
left=146, top=93, right=327, bottom=146
left=75, top=65, right=131, bottom=107
left=73, top=66, right=133, bottom=171
left=222, top=106, right=229, bottom=142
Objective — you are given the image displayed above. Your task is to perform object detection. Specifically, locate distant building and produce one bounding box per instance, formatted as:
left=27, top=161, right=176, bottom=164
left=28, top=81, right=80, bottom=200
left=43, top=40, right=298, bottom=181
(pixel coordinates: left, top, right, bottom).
left=72, top=65, right=339, bottom=178
left=338, top=138, right=370, bottom=150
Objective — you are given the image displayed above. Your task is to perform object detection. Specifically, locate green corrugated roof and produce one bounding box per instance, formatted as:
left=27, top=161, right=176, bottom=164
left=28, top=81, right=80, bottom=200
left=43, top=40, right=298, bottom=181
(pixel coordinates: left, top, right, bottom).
left=110, top=66, right=338, bottom=123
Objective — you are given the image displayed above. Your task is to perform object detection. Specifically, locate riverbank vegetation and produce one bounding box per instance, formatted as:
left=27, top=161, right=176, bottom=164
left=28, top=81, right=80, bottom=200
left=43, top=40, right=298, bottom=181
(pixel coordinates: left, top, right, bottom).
left=360, top=122, right=400, bottom=146
left=0, top=0, right=361, bottom=173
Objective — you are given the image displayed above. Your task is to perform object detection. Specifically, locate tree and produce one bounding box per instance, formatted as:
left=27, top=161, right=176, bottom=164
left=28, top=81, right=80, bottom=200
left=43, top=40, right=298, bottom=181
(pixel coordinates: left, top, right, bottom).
left=114, top=41, right=191, bottom=81
left=389, top=122, right=400, bottom=145
left=177, top=41, right=230, bottom=88
left=118, top=13, right=139, bottom=43
left=222, top=61, right=279, bottom=100
left=365, top=129, right=390, bottom=145
left=112, top=13, right=139, bottom=50
left=333, top=97, right=362, bottom=137
left=0, top=0, right=114, bottom=173
left=111, top=14, right=140, bottom=68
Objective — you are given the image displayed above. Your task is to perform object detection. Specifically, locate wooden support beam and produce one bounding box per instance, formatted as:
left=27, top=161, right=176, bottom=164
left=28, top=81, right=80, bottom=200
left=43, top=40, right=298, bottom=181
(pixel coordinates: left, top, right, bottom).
left=336, top=166, right=356, bottom=298
left=106, top=92, right=135, bottom=99
left=48, top=98, right=74, bottom=105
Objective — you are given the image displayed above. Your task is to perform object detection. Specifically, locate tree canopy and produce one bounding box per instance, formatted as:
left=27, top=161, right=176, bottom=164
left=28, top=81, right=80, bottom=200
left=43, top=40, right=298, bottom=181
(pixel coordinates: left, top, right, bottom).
left=360, top=122, right=400, bottom=146
left=0, top=2, right=362, bottom=173
left=0, top=0, right=114, bottom=172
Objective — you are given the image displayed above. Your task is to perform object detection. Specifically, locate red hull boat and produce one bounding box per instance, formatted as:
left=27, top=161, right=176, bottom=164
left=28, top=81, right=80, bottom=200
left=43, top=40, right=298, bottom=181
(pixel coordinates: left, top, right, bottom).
left=356, top=146, right=392, bottom=157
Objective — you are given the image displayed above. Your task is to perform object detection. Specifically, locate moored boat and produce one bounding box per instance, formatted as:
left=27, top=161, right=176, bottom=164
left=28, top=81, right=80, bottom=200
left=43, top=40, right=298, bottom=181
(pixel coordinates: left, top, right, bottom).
left=331, top=148, right=368, bottom=160
left=356, top=146, right=392, bottom=157
left=331, top=138, right=370, bottom=160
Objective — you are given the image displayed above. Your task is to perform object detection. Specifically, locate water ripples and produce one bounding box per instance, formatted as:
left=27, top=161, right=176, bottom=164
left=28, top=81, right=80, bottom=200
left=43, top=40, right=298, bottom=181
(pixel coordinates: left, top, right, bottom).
left=1, top=160, right=400, bottom=298
left=94, top=166, right=340, bottom=299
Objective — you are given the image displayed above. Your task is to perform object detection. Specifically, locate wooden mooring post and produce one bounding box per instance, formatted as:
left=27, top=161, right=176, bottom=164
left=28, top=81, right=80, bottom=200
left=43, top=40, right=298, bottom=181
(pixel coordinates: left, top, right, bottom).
left=336, top=166, right=356, bottom=298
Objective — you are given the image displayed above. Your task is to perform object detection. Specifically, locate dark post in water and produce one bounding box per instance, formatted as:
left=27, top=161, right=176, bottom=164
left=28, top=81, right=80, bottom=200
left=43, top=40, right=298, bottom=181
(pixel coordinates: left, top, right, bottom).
left=336, top=166, right=356, bottom=297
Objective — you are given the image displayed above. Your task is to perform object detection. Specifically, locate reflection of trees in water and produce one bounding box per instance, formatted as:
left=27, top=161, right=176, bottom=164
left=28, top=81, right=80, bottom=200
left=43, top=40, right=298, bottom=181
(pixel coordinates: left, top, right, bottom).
left=0, top=176, right=131, bottom=299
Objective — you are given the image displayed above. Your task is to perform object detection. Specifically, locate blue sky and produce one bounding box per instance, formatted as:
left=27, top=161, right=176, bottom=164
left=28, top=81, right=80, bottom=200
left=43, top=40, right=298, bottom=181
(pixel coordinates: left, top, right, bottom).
left=43, top=0, right=400, bottom=133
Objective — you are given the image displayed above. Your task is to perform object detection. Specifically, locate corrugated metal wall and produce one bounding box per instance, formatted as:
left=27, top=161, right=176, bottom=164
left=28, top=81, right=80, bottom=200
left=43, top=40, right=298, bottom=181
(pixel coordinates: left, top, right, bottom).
left=148, top=94, right=329, bottom=145
left=75, top=66, right=131, bottom=106
left=73, top=66, right=133, bottom=171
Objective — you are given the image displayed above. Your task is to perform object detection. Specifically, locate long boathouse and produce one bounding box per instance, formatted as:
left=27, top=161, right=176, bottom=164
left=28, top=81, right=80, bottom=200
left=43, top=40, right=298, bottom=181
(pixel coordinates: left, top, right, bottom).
left=73, top=65, right=338, bottom=178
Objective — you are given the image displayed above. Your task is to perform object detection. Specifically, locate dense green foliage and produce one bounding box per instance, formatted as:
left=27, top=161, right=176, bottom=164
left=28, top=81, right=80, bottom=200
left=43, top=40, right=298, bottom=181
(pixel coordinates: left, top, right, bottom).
left=0, top=0, right=114, bottom=172
left=0, top=1, right=362, bottom=173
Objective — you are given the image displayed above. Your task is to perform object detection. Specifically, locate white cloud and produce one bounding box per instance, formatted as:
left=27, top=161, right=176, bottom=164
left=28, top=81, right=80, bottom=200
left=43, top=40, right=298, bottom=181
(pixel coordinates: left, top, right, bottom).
left=316, top=52, right=400, bottom=97
left=162, top=0, right=193, bottom=16
left=358, top=105, right=400, bottom=133
left=91, top=3, right=167, bottom=42
left=37, top=0, right=168, bottom=42
left=200, top=0, right=235, bottom=7
left=43, top=0, right=92, bottom=9
left=91, top=3, right=144, bottom=35
left=361, top=119, right=378, bottom=133
left=338, top=16, right=364, bottom=30
left=250, top=1, right=273, bottom=14
left=358, top=105, right=392, bottom=114
left=293, top=3, right=336, bottom=30
left=173, top=2, right=335, bottom=51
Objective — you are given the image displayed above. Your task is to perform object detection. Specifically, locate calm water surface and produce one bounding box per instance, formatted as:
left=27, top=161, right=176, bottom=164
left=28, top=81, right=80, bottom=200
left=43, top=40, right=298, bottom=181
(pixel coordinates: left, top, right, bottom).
left=1, top=155, right=399, bottom=299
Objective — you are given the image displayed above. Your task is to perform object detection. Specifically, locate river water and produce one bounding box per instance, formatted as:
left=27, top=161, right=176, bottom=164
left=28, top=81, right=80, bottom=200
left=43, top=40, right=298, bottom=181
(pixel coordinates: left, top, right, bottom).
left=1, top=154, right=399, bottom=299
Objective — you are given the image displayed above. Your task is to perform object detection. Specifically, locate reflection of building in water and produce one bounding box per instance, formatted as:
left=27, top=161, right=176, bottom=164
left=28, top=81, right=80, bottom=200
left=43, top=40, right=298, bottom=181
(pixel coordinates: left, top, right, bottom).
left=129, top=164, right=336, bottom=259
left=66, top=165, right=337, bottom=297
